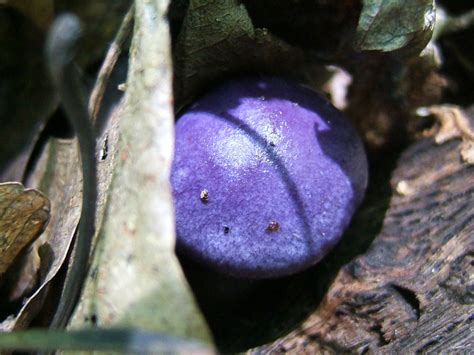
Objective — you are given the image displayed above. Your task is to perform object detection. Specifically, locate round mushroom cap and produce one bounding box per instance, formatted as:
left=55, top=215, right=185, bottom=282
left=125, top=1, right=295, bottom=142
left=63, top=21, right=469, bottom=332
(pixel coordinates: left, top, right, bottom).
left=171, top=77, right=368, bottom=279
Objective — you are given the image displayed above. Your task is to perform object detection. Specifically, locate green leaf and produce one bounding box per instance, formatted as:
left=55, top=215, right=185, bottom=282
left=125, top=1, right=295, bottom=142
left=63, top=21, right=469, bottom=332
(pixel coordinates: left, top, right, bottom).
left=0, top=328, right=211, bottom=353
left=354, top=0, right=435, bottom=53
left=174, top=0, right=253, bottom=103
left=174, top=0, right=307, bottom=106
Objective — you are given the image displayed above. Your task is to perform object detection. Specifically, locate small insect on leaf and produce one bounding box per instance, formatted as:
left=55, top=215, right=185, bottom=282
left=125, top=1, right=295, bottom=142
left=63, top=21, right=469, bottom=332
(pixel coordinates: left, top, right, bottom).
left=0, top=182, right=50, bottom=277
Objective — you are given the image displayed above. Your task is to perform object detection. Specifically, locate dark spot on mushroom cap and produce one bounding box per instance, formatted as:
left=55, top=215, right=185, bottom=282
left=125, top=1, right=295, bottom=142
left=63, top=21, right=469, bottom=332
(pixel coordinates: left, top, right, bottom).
left=266, top=221, right=280, bottom=233
left=171, top=77, right=368, bottom=279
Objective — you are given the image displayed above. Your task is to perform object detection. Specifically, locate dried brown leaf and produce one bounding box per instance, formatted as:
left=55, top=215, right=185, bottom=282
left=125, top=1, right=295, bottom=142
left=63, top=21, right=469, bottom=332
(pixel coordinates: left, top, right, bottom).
left=0, top=140, right=83, bottom=330
left=70, top=0, right=213, bottom=344
left=0, top=183, right=49, bottom=277
left=428, top=104, right=474, bottom=164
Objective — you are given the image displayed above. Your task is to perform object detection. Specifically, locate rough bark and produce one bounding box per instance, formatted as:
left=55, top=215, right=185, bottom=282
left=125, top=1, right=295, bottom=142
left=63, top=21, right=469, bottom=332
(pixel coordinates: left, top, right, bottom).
left=253, top=138, right=474, bottom=353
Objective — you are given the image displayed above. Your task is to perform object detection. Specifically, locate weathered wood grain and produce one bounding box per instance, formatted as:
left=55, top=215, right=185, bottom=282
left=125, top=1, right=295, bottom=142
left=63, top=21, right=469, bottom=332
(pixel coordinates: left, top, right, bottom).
left=253, top=138, right=474, bottom=353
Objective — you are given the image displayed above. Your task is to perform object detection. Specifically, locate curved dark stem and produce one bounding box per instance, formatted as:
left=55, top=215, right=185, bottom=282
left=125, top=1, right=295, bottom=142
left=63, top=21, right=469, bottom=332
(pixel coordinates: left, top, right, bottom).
left=45, top=13, right=97, bottom=328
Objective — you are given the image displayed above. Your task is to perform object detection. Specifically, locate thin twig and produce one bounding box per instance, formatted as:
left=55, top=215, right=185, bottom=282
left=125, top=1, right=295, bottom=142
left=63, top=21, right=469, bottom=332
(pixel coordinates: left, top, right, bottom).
left=88, top=5, right=134, bottom=123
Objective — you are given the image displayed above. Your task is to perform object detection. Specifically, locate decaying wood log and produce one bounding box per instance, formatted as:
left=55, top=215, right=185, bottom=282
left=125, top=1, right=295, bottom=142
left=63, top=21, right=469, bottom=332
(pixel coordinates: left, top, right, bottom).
left=253, top=138, right=474, bottom=353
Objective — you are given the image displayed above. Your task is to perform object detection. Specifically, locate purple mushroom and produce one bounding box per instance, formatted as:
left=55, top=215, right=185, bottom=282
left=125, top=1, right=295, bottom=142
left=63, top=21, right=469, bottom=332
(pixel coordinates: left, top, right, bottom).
left=171, top=77, right=368, bottom=279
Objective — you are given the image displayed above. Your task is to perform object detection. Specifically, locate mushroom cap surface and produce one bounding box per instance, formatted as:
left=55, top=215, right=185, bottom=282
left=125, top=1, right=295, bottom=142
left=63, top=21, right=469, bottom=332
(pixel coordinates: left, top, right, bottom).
left=172, top=77, right=368, bottom=278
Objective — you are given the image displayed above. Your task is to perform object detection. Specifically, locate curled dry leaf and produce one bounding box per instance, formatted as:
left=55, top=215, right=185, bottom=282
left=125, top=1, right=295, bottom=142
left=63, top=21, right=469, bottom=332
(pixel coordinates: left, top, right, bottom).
left=0, top=182, right=49, bottom=331
left=8, top=6, right=132, bottom=329
left=4, top=100, right=122, bottom=332
left=0, top=182, right=50, bottom=278
left=70, top=0, right=213, bottom=345
left=0, top=140, right=84, bottom=331
left=427, top=104, right=474, bottom=164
